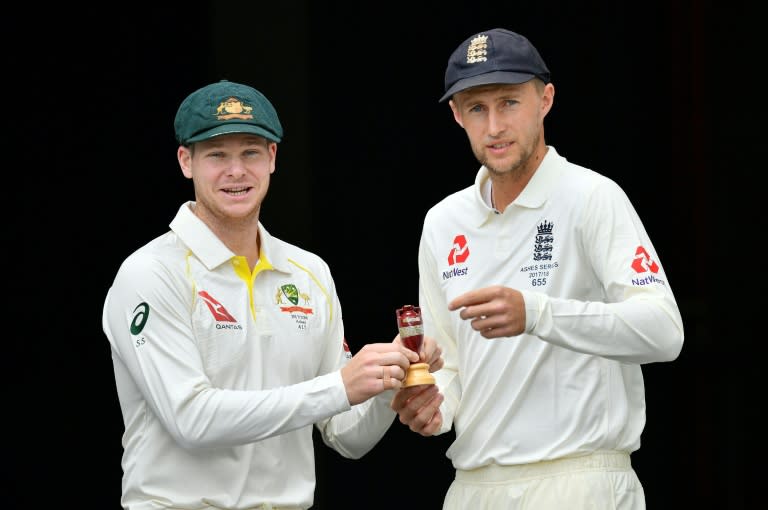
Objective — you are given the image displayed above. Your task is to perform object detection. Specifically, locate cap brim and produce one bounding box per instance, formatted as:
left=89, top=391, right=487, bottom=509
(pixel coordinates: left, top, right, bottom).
left=439, top=71, right=536, bottom=102
left=186, top=123, right=282, bottom=144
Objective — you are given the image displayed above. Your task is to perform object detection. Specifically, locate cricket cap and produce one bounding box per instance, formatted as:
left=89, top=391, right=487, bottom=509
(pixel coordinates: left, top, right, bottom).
left=440, top=28, right=550, bottom=102
left=174, top=80, right=283, bottom=145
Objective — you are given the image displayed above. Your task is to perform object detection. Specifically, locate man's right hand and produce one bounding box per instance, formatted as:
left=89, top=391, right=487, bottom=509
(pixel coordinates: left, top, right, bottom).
left=341, top=343, right=418, bottom=405
left=390, top=384, right=444, bottom=436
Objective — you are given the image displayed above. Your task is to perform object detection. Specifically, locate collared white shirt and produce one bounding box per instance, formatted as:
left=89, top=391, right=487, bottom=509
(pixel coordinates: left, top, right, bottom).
left=419, top=146, right=684, bottom=470
left=103, top=201, right=396, bottom=510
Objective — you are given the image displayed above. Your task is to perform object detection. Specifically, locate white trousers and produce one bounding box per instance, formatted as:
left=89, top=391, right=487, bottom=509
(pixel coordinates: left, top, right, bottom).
left=443, top=451, right=645, bottom=510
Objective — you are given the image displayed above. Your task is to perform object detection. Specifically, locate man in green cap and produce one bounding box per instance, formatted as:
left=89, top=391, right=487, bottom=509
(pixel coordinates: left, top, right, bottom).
left=102, top=80, right=444, bottom=510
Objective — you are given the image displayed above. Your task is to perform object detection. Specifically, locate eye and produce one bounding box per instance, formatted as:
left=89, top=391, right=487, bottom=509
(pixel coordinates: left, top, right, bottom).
left=468, top=104, right=485, bottom=114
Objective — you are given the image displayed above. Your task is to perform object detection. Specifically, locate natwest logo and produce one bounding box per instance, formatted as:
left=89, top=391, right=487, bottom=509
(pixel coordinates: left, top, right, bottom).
left=631, top=246, right=659, bottom=274
left=448, top=235, right=470, bottom=266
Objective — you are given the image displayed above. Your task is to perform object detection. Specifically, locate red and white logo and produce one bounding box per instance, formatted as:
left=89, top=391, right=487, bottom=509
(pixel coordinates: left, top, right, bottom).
left=631, top=246, right=659, bottom=274
left=448, top=235, right=470, bottom=266
left=198, top=291, right=238, bottom=322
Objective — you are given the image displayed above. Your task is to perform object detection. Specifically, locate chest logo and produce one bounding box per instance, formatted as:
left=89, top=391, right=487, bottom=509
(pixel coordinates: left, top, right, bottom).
left=533, top=221, right=554, bottom=261
left=275, top=284, right=313, bottom=314
left=448, top=234, right=470, bottom=265
left=198, top=291, right=238, bottom=322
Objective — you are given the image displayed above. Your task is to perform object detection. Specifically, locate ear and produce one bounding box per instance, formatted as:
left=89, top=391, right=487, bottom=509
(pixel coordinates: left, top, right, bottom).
left=268, top=142, right=278, bottom=174
left=177, top=145, right=193, bottom=179
left=449, top=99, right=464, bottom=128
left=541, top=83, right=555, bottom=117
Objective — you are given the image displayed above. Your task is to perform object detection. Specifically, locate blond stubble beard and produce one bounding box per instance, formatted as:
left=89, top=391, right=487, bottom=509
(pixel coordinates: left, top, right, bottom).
left=475, top=129, right=542, bottom=182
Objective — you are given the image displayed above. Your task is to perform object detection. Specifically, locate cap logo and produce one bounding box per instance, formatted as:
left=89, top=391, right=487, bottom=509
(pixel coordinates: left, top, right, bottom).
left=466, top=35, right=489, bottom=63
left=215, top=96, right=254, bottom=120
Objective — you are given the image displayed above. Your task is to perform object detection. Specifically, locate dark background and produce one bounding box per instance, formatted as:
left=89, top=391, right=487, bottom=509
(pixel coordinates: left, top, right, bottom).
left=9, top=1, right=758, bottom=508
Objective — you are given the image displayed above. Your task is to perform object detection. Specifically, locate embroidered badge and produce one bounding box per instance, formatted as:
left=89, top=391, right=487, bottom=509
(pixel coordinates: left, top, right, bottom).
left=216, top=96, right=254, bottom=120
left=533, top=221, right=553, bottom=261
left=518, top=220, right=558, bottom=287
left=275, top=284, right=313, bottom=312
left=467, top=35, right=489, bottom=63
left=275, top=283, right=313, bottom=332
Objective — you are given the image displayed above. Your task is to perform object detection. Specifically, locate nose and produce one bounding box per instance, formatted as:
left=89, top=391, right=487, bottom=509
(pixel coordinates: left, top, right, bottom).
left=227, top=157, right=247, bottom=177
left=487, top=110, right=506, bottom=137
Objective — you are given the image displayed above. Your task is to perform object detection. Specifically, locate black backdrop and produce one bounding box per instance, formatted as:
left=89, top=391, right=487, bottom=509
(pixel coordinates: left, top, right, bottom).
left=9, top=1, right=758, bottom=508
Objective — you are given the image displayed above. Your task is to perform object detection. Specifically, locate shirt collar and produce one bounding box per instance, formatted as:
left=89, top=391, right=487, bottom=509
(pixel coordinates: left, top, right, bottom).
left=169, top=201, right=292, bottom=273
left=472, top=146, right=563, bottom=227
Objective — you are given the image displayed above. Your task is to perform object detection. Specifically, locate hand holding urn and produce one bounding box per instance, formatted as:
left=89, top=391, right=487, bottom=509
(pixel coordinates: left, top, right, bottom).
left=396, top=305, right=436, bottom=387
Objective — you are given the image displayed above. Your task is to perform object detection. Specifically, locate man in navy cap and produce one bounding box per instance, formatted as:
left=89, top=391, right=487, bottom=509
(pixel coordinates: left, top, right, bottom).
left=391, top=29, right=684, bottom=509
left=102, top=80, right=443, bottom=510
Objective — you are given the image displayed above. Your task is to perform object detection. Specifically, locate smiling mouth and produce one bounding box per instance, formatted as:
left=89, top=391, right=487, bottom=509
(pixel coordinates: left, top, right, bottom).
left=223, top=186, right=251, bottom=196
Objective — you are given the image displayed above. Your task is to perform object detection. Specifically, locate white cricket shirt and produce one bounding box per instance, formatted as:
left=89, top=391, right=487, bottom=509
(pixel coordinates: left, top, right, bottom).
left=419, top=146, right=684, bottom=470
left=102, top=201, right=396, bottom=510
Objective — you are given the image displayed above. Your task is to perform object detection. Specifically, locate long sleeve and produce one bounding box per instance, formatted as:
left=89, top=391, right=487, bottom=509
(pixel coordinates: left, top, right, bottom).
left=521, top=177, right=683, bottom=364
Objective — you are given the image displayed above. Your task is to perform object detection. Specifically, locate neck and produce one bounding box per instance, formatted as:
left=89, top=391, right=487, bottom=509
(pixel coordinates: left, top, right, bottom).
left=490, top=144, right=548, bottom=212
left=193, top=203, right=261, bottom=268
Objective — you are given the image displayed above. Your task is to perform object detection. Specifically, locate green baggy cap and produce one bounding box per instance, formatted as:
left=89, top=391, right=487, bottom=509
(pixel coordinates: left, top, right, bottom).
left=174, top=80, right=283, bottom=145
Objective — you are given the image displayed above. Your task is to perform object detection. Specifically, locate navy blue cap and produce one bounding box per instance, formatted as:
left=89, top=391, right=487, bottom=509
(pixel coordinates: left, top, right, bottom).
left=440, top=29, right=550, bottom=103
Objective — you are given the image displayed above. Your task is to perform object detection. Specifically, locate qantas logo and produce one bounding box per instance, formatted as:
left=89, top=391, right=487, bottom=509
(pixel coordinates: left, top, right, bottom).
left=198, top=291, right=238, bottom=322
